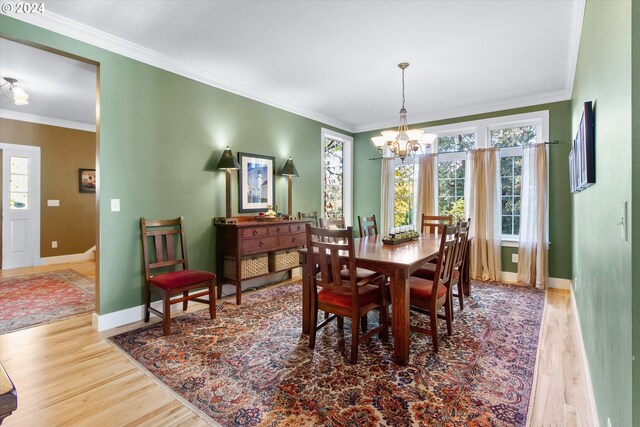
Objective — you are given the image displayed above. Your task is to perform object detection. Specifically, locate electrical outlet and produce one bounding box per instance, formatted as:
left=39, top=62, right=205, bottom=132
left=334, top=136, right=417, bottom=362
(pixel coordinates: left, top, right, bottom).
left=511, top=253, right=518, bottom=263
left=111, top=199, right=120, bottom=212
left=52, top=241, right=58, bottom=248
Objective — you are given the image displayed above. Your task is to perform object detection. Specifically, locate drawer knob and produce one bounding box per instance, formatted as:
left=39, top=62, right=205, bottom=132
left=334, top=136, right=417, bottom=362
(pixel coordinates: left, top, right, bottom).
left=259, top=241, right=264, bottom=247
left=277, top=227, right=281, bottom=232
left=292, top=237, right=296, bottom=242
left=252, top=230, right=258, bottom=236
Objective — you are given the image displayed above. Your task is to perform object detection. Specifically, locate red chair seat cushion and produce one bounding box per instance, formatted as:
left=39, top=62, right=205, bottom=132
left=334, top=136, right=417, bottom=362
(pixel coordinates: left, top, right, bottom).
left=318, top=284, right=381, bottom=309
left=408, top=277, right=448, bottom=300
left=412, top=264, right=460, bottom=280
left=149, top=270, right=216, bottom=290
left=340, top=267, right=380, bottom=281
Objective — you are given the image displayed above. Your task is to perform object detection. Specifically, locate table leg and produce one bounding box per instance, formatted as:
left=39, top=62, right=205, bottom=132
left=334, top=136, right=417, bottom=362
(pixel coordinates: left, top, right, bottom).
left=390, top=267, right=410, bottom=365
left=462, top=241, right=471, bottom=297
left=299, top=254, right=310, bottom=334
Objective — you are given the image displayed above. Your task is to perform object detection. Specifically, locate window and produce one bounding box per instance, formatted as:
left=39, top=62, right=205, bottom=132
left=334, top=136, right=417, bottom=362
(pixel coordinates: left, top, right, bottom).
left=422, top=111, right=549, bottom=243
left=10, top=156, right=29, bottom=209
left=393, top=162, right=415, bottom=227
left=321, top=128, right=353, bottom=225
left=437, top=133, right=474, bottom=222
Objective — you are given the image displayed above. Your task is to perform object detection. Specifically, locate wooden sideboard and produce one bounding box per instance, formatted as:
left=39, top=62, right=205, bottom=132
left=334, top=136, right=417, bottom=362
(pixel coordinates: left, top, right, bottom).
left=215, top=219, right=309, bottom=304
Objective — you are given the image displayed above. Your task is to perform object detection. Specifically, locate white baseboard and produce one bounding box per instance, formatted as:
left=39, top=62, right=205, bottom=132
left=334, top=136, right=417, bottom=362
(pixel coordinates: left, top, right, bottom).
left=500, top=271, right=571, bottom=290
left=42, top=246, right=96, bottom=265
left=570, top=286, right=600, bottom=425
left=92, top=300, right=178, bottom=332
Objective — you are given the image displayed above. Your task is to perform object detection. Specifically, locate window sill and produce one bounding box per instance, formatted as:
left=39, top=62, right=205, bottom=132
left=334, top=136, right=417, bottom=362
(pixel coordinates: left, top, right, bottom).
left=501, top=239, right=519, bottom=248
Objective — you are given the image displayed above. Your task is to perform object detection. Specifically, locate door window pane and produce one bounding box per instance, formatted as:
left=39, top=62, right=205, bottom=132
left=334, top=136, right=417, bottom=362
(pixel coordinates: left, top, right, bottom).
left=500, top=156, right=522, bottom=235
left=438, top=160, right=466, bottom=222
left=323, top=138, right=343, bottom=220
left=10, top=155, right=29, bottom=209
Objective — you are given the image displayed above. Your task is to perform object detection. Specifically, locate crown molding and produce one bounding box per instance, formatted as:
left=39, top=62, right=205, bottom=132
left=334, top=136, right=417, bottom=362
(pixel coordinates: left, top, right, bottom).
left=2, top=5, right=355, bottom=133
left=354, top=89, right=572, bottom=133
left=566, top=0, right=586, bottom=100
left=0, top=109, right=96, bottom=131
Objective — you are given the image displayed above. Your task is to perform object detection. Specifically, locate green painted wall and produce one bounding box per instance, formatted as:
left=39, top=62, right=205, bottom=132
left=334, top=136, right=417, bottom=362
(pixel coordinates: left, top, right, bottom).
left=571, top=1, right=633, bottom=426
left=0, top=16, right=348, bottom=314
left=354, top=101, right=573, bottom=279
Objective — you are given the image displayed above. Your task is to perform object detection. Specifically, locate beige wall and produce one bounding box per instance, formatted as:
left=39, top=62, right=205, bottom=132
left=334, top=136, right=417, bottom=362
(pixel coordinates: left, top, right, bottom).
left=0, top=118, right=96, bottom=258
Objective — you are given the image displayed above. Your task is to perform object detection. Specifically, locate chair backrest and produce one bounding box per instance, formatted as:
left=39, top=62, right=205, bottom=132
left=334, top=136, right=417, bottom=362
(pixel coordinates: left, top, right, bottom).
left=452, top=221, right=469, bottom=270
left=428, top=225, right=459, bottom=307
left=140, top=217, right=188, bottom=281
left=358, top=215, right=378, bottom=237
left=421, top=214, right=453, bottom=234
left=319, top=217, right=345, bottom=229
left=305, top=224, right=357, bottom=295
left=297, top=211, right=319, bottom=227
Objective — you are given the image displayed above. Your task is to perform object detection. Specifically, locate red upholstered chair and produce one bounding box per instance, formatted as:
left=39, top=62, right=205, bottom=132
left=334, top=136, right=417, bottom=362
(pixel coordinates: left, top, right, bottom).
left=140, top=217, right=216, bottom=336
left=357, top=215, right=379, bottom=237
left=421, top=214, right=453, bottom=234
left=412, top=221, right=469, bottom=316
left=305, top=224, right=389, bottom=364
left=408, top=224, right=458, bottom=352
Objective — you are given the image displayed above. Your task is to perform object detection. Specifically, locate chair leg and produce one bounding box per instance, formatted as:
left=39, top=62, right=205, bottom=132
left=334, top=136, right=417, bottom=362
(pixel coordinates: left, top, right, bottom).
left=457, top=280, right=464, bottom=311
left=444, top=299, right=453, bottom=336
left=360, top=315, right=368, bottom=333
left=183, top=291, right=189, bottom=311
left=309, top=295, right=318, bottom=350
left=144, top=286, right=151, bottom=323
left=350, top=315, right=359, bottom=364
left=337, top=316, right=344, bottom=330
left=430, top=310, right=439, bottom=353
left=163, top=293, right=171, bottom=336
left=209, top=280, right=216, bottom=320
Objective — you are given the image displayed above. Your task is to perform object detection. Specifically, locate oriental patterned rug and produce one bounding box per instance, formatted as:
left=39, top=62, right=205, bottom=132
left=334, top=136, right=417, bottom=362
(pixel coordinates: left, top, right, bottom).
left=0, top=269, right=95, bottom=335
left=110, top=281, right=544, bottom=426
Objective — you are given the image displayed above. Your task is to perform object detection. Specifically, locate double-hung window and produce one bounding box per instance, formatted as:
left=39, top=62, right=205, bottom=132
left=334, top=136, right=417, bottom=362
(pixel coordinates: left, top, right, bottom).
left=436, top=133, right=475, bottom=222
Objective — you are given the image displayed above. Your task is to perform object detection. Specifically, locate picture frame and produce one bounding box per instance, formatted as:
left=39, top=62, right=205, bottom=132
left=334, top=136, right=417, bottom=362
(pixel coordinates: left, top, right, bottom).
left=568, top=101, right=596, bottom=193
left=237, top=152, right=275, bottom=213
left=79, top=168, right=96, bottom=193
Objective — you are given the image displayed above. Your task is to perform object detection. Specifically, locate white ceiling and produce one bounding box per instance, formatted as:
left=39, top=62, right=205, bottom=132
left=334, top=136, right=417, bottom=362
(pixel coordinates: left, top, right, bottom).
left=1, top=0, right=584, bottom=133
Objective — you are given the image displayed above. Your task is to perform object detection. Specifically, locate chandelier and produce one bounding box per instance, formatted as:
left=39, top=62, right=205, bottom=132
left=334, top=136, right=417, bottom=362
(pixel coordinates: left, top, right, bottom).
left=371, top=63, right=433, bottom=161
left=1, top=77, right=29, bottom=105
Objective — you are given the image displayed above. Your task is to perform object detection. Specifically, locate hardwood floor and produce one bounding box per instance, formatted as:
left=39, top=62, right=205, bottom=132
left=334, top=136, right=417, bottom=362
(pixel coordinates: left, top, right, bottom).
left=0, top=262, right=595, bottom=426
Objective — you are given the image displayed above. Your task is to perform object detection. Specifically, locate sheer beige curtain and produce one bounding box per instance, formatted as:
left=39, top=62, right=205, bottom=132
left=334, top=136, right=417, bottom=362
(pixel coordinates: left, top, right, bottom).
left=467, top=148, right=502, bottom=281
left=517, top=144, right=548, bottom=289
left=416, top=154, right=437, bottom=223
left=380, top=158, right=395, bottom=236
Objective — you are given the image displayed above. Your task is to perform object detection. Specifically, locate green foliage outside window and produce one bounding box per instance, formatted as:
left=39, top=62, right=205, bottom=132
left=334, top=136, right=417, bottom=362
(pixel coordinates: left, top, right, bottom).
left=394, top=163, right=414, bottom=227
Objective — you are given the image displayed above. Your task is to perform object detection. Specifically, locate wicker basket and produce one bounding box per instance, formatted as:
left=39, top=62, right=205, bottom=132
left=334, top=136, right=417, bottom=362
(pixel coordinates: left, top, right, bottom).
left=224, top=254, right=268, bottom=279
left=269, top=249, right=300, bottom=272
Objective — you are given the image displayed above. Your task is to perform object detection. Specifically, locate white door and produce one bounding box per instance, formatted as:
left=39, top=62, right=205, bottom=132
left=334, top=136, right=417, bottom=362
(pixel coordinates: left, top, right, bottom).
left=1, top=143, right=41, bottom=269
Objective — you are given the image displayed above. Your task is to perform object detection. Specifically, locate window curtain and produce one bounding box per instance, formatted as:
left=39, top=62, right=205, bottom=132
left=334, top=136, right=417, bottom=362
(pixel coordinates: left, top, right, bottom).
left=467, top=148, right=502, bottom=281
left=380, top=158, right=395, bottom=236
left=416, top=154, right=437, bottom=223
left=517, top=144, right=548, bottom=289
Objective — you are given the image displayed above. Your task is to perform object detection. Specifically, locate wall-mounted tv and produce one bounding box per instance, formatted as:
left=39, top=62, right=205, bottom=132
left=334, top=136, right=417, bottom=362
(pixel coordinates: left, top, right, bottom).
left=569, top=101, right=596, bottom=193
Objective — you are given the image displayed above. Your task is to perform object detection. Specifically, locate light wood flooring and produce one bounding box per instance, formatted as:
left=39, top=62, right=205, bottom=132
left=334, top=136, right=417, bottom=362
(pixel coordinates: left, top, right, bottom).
left=0, top=261, right=594, bottom=426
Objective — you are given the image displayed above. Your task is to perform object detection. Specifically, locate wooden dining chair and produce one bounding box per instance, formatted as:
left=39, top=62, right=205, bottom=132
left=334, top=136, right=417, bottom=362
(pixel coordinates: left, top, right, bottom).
left=421, top=214, right=453, bottom=234
left=412, top=222, right=468, bottom=316
left=140, top=217, right=216, bottom=336
left=357, top=215, right=379, bottom=237
left=408, top=224, right=458, bottom=352
left=305, top=224, right=389, bottom=364
left=297, top=211, right=319, bottom=227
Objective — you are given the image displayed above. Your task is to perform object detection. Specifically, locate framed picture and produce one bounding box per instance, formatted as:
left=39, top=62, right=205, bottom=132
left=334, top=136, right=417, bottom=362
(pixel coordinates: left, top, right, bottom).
left=237, top=152, right=275, bottom=213
left=79, top=168, right=96, bottom=193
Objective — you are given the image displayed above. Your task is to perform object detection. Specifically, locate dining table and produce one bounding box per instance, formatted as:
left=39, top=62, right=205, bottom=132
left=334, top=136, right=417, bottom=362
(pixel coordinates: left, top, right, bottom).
left=299, top=234, right=446, bottom=366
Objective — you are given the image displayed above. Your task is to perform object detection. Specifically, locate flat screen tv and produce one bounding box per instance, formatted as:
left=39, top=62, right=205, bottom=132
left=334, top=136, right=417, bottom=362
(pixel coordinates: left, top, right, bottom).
left=569, top=101, right=595, bottom=193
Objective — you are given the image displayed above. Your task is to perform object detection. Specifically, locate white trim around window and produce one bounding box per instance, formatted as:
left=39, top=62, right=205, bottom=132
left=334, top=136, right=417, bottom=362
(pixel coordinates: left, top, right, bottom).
left=321, top=128, right=353, bottom=227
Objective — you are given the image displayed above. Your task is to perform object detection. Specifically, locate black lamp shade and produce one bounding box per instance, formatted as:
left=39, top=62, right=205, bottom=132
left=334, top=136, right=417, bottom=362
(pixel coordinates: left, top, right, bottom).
left=281, top=157, right=298, bottom=177
left=217, top=148, right=240, bottom=170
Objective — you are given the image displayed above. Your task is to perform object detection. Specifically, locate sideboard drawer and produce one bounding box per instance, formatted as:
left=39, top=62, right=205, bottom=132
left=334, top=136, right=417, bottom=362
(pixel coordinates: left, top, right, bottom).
left=278, top=233, right=305, bottom=248
left=290, top=223, right=306, bottom=233
left=242, top=236, right=277, bottom=255
left=268, top=225, right=290, bottom=235
left=242, top=227, right=268, bottom=239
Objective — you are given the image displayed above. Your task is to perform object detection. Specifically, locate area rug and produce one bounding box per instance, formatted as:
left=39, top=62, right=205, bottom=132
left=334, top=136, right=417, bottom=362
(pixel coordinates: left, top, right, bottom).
left=0, top=269, right=95, bottom=335
left=110, top=281, right=544, bottom=426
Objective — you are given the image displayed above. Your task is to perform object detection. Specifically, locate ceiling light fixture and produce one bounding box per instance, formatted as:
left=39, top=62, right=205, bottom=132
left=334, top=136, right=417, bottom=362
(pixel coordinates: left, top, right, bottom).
left=371, top=63, right=433, bottom=161
left=1, top=77, right=29, bottom=105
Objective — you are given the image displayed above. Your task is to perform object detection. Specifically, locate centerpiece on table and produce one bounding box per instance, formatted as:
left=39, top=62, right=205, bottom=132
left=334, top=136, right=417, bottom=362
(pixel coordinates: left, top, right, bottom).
left=382, top=225, right=420, bottom=245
